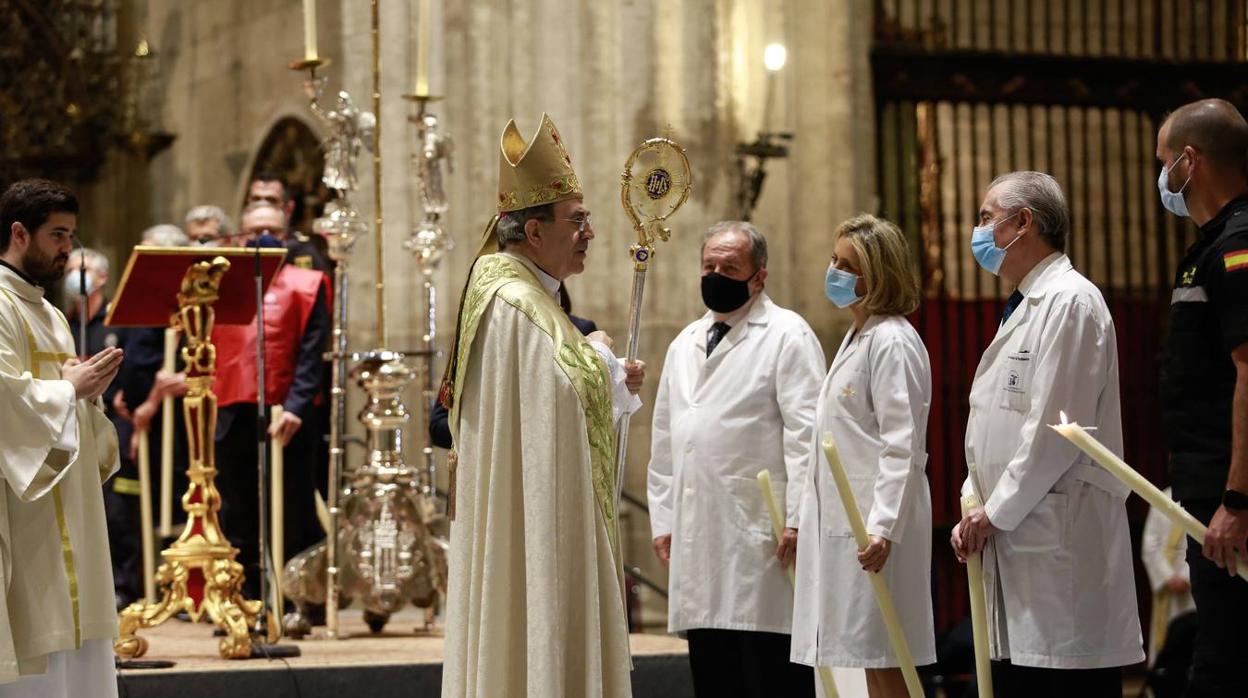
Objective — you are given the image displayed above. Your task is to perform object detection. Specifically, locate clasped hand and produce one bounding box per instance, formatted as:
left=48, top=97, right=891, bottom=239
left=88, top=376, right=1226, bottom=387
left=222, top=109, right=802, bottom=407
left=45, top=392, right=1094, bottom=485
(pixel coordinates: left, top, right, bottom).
left=61, top=347, right=123, bottom=402
left=951, top=506, right=999, bottom=562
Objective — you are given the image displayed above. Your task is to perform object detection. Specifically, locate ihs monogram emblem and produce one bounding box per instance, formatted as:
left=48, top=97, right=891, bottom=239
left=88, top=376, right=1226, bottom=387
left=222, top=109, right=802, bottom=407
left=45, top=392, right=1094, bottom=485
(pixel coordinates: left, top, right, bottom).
left=840, top=385, right=857, bottom=399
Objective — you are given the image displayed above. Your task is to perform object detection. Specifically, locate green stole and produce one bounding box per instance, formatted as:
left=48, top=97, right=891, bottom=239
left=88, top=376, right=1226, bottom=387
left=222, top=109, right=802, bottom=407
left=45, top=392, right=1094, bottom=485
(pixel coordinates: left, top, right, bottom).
left=448, top=253, right=619, bottom=562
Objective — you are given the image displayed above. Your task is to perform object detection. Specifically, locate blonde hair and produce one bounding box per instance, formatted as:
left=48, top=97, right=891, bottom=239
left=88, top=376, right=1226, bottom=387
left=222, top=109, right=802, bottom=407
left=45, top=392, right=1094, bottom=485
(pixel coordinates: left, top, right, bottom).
left=834, top=214, right=920, bottom=316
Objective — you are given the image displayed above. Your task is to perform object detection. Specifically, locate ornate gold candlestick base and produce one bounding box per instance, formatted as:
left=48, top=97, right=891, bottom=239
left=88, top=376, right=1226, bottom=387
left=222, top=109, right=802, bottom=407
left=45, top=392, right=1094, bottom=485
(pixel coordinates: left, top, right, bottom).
left=115, top=257, right=263, bottom=660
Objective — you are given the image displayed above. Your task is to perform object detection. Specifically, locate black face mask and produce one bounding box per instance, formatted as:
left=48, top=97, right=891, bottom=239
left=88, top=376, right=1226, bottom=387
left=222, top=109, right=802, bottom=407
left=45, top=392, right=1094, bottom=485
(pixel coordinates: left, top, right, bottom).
left=701, top=271, right=755, bottom=313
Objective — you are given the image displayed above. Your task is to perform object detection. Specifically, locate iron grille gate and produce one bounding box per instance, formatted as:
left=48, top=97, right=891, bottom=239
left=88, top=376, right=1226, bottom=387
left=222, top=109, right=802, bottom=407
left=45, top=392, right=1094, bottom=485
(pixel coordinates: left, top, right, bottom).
left=871, top=0, right=1248, bottom=633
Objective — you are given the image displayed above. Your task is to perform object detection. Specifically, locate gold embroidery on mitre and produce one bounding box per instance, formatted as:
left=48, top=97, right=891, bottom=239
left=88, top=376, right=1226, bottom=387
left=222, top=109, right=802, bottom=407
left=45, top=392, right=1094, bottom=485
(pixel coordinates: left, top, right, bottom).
left=495, top=113, right=583, bottom=213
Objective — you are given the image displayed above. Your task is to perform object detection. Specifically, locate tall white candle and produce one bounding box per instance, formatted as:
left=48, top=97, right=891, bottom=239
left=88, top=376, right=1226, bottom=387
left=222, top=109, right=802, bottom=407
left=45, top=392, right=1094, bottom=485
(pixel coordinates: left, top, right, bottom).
left=755, top=470, right=841, bottom=698
left=822, top=437, right=925, bottom=698
left=414, top=0, right=432, bottom=95
left=302, top=0, right=319, bottom=61
left=137, top=429, right=156, bottom=603
left=271, top=405, right=286, bottom=610
left=159, top=327, right=177, bottom=537
left=960, top=494, right=994, bottom=698
left=1050, top=416, right=1248, bottom=583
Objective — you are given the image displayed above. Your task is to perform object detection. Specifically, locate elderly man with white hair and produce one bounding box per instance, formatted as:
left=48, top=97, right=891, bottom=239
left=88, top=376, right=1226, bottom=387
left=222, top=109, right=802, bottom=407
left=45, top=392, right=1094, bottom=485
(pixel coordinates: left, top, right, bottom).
left=951, top=171, right=1144, bottom=696
left=183, top=205, right=231, bottom=245
left=141, top=224, right=189, bottom=247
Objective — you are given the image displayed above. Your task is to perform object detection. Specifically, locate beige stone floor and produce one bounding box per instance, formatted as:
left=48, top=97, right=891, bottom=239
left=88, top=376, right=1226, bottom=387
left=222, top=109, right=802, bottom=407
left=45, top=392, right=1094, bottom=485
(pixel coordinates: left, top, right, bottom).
left=119, top=609, right=688, bottom=674
left=118, top=614, right=1145, bottom=698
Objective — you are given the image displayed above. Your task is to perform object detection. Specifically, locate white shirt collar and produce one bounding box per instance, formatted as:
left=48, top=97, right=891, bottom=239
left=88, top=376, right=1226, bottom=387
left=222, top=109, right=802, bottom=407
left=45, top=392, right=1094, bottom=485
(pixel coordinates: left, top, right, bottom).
left=500, top=251, right=560, bottom=299
left=1018, top=251, right=1062, bottom=297
left=711, top=292, right=760, bottom=329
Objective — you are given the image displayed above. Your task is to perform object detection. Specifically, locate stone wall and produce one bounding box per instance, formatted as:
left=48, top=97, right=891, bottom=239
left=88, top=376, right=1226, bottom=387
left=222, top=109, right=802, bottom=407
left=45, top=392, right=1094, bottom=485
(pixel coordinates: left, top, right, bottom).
left=82, top=0, right=875, bottom=630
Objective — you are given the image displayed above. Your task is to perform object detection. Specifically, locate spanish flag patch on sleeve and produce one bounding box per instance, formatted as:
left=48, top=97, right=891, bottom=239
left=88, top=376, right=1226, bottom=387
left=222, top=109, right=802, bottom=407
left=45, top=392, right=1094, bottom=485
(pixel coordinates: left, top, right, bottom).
left=1225, top=250, right=1248, bottom=273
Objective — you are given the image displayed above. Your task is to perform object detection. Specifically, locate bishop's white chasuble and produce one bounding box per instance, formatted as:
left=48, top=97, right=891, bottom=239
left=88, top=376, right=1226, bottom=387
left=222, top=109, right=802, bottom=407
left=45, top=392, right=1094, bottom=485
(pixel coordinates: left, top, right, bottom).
left=441, top=253, right=632, bottom=698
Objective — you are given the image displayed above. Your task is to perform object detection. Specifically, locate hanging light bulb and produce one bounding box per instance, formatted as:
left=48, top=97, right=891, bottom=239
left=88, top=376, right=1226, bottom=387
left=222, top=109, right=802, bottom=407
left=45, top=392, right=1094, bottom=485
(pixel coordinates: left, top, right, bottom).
left=763, top=43, right=787, bottom=72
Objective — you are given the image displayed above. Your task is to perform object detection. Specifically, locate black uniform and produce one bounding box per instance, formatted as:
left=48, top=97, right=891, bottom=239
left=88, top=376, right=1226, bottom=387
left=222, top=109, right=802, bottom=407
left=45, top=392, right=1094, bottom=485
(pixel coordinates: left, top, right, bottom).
left=215, top=284, right=330, bottom=601
left=286, top=234, right=334, bottom=277
left=1160, top=194, right=1248, bottom=697
left=286, top=233, right=334, bottom=498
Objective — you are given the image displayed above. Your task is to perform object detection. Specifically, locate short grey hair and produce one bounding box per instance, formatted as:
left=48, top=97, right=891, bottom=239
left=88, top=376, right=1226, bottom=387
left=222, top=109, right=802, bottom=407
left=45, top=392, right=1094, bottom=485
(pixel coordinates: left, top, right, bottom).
left=495, top=204, right=554, bottom=247
left=241, top=201, right=289, bottom=229
left=184, top=205, right=233, bottom=235
left=142, top=224, right=190, bottom=247
left=73, top=247, right=110, bottom=276
left=987, top=171, right=1070, bottom=252
left=702, top=221, right=768, bottom=270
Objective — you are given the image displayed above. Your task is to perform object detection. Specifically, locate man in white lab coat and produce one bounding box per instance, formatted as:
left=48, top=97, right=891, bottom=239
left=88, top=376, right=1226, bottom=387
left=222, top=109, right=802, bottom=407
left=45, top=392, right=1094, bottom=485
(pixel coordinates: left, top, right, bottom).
left=951, top=171, right=1144, bottom=697
left=648, top=221, right=826, bottom=698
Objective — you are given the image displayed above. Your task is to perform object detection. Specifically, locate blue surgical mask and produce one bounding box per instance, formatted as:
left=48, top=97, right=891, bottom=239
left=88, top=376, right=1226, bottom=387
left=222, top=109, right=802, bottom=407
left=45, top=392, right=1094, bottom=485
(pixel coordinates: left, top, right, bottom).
left=63, top=271, right=94, bottom=297
left=1157, top=153, right=1191, bottom=218
left=824, top=265, right=861, bottom=308
left=970, top=212, right=1022, bottom=276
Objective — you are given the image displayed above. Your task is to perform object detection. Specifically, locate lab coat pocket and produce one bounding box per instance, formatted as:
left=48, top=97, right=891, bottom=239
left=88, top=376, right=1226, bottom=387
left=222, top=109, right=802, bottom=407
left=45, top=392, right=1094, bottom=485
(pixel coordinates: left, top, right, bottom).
left=731, top=474, right=784, bottom=540
left=998, top=351, right=1034, bottom=413
left=832, top=369, right=871, bottom=422
left=820, top=475, right=874, bottom=539
left=1006, top=492, right=1067, bottom=553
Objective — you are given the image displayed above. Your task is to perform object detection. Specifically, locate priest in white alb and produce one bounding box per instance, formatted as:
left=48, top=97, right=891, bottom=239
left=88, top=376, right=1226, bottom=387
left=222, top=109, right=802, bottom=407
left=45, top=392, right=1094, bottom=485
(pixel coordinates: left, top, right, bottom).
left=440, top=114, right=641, bottom=698
left=0, top=179, right=124, bottom=698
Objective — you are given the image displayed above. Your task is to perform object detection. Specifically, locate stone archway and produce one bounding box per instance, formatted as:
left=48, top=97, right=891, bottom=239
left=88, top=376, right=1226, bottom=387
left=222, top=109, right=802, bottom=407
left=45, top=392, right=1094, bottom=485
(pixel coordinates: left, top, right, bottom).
left=247, top=117, right=327, bottom=235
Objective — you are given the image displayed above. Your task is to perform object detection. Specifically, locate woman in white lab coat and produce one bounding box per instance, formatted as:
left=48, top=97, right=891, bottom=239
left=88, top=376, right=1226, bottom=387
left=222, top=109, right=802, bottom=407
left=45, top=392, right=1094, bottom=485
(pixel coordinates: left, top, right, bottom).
left=791, top=214, right=936, bottom=698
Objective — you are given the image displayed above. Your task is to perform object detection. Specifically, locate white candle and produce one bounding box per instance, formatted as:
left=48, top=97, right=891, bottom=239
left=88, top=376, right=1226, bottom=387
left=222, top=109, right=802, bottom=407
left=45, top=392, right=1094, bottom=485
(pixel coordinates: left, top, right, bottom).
left=159, top=327, right=177, bottom=537
left=755, top=470, right=841, bottom=698
left=822, top=437, right=925, bottom=698
left=960, top=494, right=994, bottom=698
left=137, top=429, right=156, bottom=603
left=414, top=0, right=432, bottom=95
left=271, top=405, right=286, bottom=609
left=1050, top=416, right=1248, bottom=582
left=302, top=0, right=319, bottom=61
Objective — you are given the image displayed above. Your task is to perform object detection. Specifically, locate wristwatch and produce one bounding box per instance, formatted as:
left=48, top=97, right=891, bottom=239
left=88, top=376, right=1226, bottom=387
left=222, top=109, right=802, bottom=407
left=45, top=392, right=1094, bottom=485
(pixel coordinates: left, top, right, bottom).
left=1224, top=489, right=1248, bottom=511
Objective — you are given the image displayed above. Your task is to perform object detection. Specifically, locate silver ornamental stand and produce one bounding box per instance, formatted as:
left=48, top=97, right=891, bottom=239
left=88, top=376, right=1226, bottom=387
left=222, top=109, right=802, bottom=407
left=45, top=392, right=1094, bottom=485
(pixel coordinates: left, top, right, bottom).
left=284, top=1, right=446, bottom=641
left=402, top=94, right=453, bottom=500
left=289, top=58, right=374, bottom=640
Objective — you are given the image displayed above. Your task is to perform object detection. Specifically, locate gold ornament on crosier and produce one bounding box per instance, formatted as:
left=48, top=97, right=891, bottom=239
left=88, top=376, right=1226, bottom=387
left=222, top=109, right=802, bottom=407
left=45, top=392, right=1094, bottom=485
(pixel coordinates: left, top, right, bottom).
left=115, top=257, right=267, bottom=661
left=612, top=133, right=692, bottom=515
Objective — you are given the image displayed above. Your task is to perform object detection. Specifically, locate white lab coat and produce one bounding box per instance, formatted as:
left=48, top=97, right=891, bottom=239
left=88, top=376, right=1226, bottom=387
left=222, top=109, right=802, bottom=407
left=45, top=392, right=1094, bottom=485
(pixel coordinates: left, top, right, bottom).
left=964, top=253, right=1144, bottom=669
left=791, top=314, right=937, bottom=668
left=648, top=293, right=826, bottom=634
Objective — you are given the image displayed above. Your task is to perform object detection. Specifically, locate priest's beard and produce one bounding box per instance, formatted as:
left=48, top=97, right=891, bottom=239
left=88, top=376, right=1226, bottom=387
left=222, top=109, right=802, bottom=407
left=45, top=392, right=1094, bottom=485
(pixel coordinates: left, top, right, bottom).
left=23, top=245, right=68, bottom=289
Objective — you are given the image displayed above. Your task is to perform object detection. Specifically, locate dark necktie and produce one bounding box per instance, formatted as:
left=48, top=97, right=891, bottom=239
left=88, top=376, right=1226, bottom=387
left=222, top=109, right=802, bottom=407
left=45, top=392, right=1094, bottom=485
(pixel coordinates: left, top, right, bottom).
left=706, top=322, right=731, bottom=357
left=1001, top=290, right=1024, bottom=324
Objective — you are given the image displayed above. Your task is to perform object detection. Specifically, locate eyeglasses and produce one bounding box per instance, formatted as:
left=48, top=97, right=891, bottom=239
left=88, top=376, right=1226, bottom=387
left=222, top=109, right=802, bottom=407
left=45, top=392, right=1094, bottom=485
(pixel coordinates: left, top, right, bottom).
left=555, top=214, right=593, bottom=234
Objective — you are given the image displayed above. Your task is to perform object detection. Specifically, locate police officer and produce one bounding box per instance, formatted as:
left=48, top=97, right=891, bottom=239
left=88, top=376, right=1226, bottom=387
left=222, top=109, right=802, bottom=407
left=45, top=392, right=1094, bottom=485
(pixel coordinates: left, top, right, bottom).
left=1155, top=98, right=1248, bottom=697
